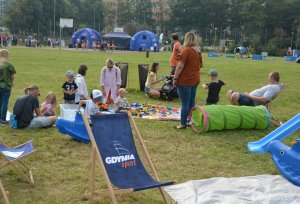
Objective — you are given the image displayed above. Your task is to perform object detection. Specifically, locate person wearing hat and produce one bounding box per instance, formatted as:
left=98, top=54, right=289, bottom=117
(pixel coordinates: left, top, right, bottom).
left=0, top=49, right=16, bottom=125
left=202, top=69, right=226, bottom=105
left=77, top=89, right=103, bottom=116
left=62, top=70, right=78, bottom=104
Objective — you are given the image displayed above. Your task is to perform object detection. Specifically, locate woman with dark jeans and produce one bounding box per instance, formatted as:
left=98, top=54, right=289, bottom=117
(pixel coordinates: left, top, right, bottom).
left=173, top=32, right=203, bottom=129
left=0, top=49, right=16, bottom=125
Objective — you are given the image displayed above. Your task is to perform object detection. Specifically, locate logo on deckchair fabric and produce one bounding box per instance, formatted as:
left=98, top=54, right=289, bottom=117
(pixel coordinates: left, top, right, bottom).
left=105, top=141, right=136, bottom=168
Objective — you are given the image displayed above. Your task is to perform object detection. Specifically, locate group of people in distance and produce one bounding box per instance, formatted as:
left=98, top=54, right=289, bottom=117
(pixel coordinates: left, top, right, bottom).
left=144, top=32, right=283, bottom=130
left=75, top=39, right=115, bottom=51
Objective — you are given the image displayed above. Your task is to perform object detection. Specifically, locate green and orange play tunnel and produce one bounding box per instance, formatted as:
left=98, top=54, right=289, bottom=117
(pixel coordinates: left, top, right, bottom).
left=189, top=105, right=270, bottom=133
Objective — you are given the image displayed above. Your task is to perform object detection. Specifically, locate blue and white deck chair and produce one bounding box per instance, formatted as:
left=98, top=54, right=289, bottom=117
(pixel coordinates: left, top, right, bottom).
left=82, top=112, right=174, bottom=204
left=0, top=180, right=9, bottom=204
left=0, top=140, right=36, bottom=186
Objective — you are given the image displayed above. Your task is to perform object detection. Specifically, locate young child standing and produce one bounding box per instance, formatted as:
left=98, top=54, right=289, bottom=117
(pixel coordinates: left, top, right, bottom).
left=62, top=70, right=78, bottom=104
left=77, top=89, right=103, bottom=116
left=202, top=69, right=226, bottom=105
left=41, top=92, right=57, bottom=116
left=115, top=88, right=129, bottom=111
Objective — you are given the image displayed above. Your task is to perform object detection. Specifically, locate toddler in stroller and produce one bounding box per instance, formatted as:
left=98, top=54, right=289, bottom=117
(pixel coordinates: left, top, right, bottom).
left=159, top=76, right=179, bottom=101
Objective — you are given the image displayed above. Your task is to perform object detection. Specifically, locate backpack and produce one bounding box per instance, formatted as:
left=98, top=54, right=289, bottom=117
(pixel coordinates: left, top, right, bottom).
left=12, top=95, right=32, bottom=129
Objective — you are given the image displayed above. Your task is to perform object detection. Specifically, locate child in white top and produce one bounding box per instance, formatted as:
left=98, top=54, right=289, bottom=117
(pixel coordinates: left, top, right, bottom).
left=115, top=88, right=129, bottom=111
left=77, top=89, right=102, bottom=116
left=41, top=92, right=57, bottom=116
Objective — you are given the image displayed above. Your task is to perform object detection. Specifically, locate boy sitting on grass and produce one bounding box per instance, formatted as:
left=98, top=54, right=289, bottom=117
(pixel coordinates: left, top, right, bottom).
left=77, top=89, right=103, bottom=116
left=202, top=69, right=226, bottom=105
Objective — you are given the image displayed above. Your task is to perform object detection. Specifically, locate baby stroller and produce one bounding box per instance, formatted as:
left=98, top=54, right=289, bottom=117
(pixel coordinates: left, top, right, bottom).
left=159, top=76, right=179, bottom=101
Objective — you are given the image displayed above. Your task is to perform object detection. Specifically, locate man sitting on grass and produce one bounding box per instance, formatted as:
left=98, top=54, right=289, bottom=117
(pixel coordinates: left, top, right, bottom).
left=227, top=72, right=281, bottom=106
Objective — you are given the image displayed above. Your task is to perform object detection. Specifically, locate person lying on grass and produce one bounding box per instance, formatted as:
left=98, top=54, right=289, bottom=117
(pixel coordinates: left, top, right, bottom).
left=227, top=72, right=281, bottom=106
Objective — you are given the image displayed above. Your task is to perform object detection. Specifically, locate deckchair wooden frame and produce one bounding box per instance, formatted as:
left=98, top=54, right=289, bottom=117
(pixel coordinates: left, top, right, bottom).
left=0, top=140, right=36, bottom=186
left=266, top=84, right=287, bottom=126
left=82, top=112, right=170, bottom=204
left=0, top=180, right=9, bottom=204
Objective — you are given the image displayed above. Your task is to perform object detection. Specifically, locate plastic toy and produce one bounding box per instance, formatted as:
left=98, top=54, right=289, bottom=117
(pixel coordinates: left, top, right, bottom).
left=56, top=112, right=90, bottom=143
left=189, top=105, right=270, bottom=133
left=130, top=103, right=180, bottom=120
left=248, top=113, right=300, bottom=186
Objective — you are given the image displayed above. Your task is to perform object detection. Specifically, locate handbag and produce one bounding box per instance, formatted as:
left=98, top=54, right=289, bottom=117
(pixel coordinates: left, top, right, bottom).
left=12, top=95, right=32, bottom=129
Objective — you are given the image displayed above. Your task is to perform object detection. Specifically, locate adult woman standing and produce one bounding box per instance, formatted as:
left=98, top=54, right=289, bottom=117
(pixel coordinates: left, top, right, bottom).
left=173, top=32, right=203, bottom=129
left=13, top=85, right=56, bottom=128
left=0, top=49, right=16, bottom=125
left=100, top=58, right=121, bottom=103
left=75, top=64, right=89, bottom=104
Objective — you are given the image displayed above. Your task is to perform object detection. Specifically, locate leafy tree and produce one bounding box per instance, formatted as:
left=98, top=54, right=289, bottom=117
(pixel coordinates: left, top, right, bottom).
left=3, top=0, right=43, bottom=35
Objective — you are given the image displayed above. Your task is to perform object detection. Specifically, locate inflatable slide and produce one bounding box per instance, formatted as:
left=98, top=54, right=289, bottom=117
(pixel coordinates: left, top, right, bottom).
left=248, top=113, right=300, bottom=186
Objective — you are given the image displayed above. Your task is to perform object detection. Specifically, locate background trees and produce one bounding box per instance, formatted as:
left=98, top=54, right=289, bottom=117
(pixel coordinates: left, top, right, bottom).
left=1, top=0, right=299, bottom=53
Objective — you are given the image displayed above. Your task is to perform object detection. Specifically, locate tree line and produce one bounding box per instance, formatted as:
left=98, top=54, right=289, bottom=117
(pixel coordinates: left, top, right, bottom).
left=1, top=0, right=299, bottom=54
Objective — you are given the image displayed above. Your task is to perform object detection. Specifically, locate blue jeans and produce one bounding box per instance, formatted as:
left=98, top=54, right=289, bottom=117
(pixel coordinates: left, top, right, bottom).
left=177, top=84, right=198, bottom=126
left=0, top=88, right=11, bottom=121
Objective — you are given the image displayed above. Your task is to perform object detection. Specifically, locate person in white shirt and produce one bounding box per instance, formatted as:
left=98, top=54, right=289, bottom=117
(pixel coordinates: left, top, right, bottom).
left=75, top=64, right=89, bottom=104
left=100, top=58, right=121, bottom=103
left=227, top=72, right=281, bottom=106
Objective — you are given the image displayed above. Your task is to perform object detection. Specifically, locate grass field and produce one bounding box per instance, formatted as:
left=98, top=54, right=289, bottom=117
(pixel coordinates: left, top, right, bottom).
left=1, top=47, right=300, bottom=204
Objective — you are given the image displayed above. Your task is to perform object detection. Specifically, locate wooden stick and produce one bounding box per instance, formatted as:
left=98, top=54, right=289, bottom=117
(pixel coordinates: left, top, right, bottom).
left=82, top=114, right=118, bottom=204
left=0, top=180, right=10, bottom=204
left=83, top=188, right=133, bottom=197
left=90, top=147, right=96, bottom=202
left=128, top=112, right=169, bottom=204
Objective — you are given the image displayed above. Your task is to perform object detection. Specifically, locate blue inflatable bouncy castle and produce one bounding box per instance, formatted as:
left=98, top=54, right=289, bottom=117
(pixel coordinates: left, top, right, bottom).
left=71, top=28, right=100, bottom=49
left=130, top=30, right=160, bottom=52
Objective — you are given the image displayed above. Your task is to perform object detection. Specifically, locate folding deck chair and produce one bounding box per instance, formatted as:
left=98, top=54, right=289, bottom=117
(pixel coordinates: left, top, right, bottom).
left=82, top=112, right=174, bottom=204
left=0, top=180, right=9, bottom=204
left=266, top=84, right=287, bottom=125
left=0, top=140, right=36, bottom=186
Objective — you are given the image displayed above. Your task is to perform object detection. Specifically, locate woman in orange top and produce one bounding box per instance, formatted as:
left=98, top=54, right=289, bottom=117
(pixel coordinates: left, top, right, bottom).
left=173, top=32, right=203, bottom=129
left=170, top=33, right=182, bottom=75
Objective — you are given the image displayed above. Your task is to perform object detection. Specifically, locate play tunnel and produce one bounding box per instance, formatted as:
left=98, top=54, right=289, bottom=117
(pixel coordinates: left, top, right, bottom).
left=189, top=105, right=270, bottom=133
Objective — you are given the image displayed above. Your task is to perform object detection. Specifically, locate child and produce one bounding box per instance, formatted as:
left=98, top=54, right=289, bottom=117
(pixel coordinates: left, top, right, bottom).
left=77, top=89, right=103, bottom=116
left=115, top=88, right=129, bottom=111
left=202, top=69, right=226, bottom=105
left=62, top=70, right=78, bottom=104
left=41, top=92, right=57, bottom=116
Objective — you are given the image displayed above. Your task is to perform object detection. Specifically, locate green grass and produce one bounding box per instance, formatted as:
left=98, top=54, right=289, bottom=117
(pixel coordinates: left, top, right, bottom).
left=1, top=47, right=300, bottom=204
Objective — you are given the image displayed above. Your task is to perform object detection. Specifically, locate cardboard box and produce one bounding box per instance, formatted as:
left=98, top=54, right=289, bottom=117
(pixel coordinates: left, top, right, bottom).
left=59, top=104, right=83, bottom=121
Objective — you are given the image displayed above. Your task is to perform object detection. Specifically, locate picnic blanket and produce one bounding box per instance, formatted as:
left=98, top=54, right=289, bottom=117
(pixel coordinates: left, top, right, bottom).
left=130, top=103, right=180, bottom=120
left=165, top=175, right=300, bottom=204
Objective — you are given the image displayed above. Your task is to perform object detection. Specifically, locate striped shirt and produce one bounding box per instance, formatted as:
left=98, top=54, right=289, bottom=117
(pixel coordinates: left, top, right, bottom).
left=83, top=100, right=100, bottom=116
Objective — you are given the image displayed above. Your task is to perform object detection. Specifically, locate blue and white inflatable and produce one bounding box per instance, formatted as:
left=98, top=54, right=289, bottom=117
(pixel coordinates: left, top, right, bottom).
left=130, top=30, right=160, bottom=52
left=71, top=28, right=100, bottom=49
